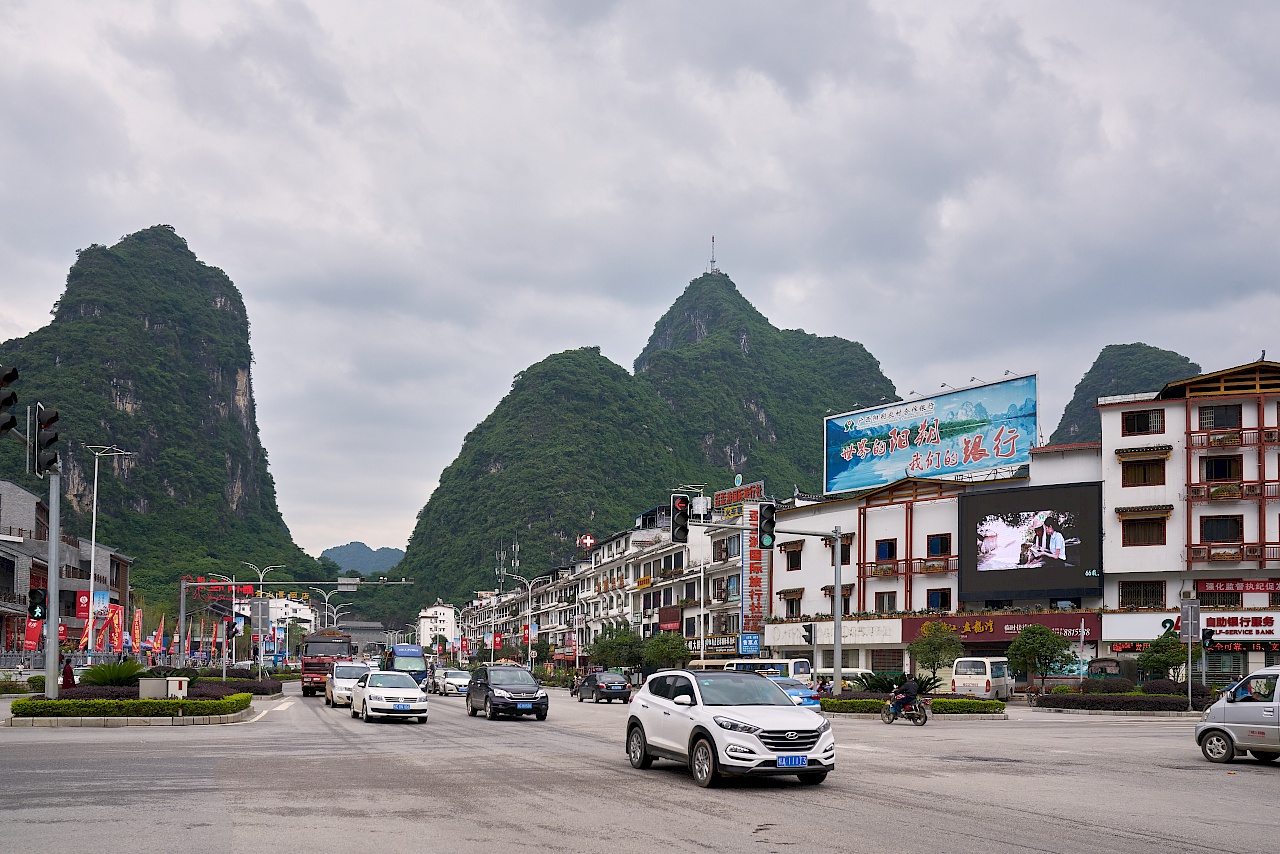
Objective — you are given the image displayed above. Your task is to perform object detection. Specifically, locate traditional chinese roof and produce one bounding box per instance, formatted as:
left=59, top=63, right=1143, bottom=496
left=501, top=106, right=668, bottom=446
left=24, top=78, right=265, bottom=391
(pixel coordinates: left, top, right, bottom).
left=774, top=587, right=804, bottom=597
left=1114, top=504, right=1174, bottom=518
left=1029, top=442, right=1102, bottom=454
left=1157, top=360, right=1280, bottom=399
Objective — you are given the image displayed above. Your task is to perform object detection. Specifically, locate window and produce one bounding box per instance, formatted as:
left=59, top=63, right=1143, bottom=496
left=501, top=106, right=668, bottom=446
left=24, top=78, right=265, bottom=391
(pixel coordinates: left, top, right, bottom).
left=837, top=542, right=851, bottom=565
left=1273, top=591, right=1280, bottom=609
left=1119, top=580, right=1165, bottom=609
left=875, top=539, right=897, bottom=561
left=874, top=591, right=897, bottom=613
left=1122, top=409, right=1165, bottom=436
left=870, top=649, right=903, bottom=673
left=926, top=534, right=951, bottom=557
left=674, top=551, right=684, bottom=569
left=662, top=587, right=673, bottom=606
left=684, top=616, right=696, bottom=637
left=1122, top=459, right=1166, bottom=486
left=684, top=582, right=696, bottom=600
left=785, top=598, right=801, bottom=619
left=1201, top=456, right=1242, bottom=482
left=926, top=588, right=952, bottom=610
left=1198, top=591, right=1242, bottom=608
left=1122, top=518, right=1166, bottom=546
left=786, top=550, right=801, bottom=571
left=642, top=592, right=652, bottom=610
left=1199, top=404, right=1242, bottom=430
left=1201, top=515, right=1244, bottom=543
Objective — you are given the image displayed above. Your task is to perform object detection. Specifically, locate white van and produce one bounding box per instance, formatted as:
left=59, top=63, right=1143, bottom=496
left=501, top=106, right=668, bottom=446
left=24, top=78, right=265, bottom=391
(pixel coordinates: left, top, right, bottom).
left=951, top=657, right=1014, bottom=700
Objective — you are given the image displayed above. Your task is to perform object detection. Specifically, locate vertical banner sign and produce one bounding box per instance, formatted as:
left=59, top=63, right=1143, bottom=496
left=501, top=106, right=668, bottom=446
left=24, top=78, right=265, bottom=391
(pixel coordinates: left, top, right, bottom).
left=92, top=590, right=110, bottom=618
left=76, top=592, right=90, bottom=620
left=58, top=623, right=68, bottom=642
left=494, top=632, right=503, bottom=649
left=78, top=618, right=92, bottom=650
left=741, top=505, right=768, bottom=636
left=198, top=618, right=205, bottom=656
left=108, top=604, right=124, bottom=652
left=132, top=608, right=143, bottom=651
left=24, top=618, right=43, bottom=651
left=522, top=624, right=529, bottom=645
left=460, top=637, right=470, bottom=655
left=153, top=614, right=165, bottom=652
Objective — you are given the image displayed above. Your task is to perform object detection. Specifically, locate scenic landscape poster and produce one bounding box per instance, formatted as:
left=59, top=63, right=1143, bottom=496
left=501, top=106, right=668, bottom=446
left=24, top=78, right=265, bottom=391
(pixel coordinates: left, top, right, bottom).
left=824, top=375, right=1038, bottom=495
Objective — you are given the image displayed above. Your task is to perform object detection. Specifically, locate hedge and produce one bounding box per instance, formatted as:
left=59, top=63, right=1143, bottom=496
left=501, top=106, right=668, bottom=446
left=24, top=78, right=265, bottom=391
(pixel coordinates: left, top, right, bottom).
left=1080, top=678, right=1135, bottom=694
left=1035, top=693, right=1212, bottom=712
left=0, top=680, right=32, bottom=693
left=10, top=692, right=253, bottom=718
left=820, top=697, right=1005, bottom=715
left=28, top=675, right=44, bottom=692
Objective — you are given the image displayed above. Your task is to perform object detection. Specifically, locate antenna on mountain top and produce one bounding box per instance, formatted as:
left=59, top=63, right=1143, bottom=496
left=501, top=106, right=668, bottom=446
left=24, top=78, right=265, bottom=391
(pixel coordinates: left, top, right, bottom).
left=708, top=235, right=720, bottom=274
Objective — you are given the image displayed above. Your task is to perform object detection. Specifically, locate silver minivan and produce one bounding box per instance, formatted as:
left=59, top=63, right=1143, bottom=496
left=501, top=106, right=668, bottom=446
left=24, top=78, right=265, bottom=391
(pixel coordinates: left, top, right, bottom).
left=1195, top=665, right=1279, bottom=764
left=951, top=657, right=1014, bottom=700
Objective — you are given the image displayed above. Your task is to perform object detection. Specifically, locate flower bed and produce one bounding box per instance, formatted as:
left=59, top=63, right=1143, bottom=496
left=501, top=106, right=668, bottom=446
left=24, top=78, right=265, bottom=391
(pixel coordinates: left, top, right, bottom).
left=821, top=697, right=1005, bottom=714
left=1034, top=693, right=1212, bottom=712
left=10, top=692, right=253, bottom=718
left=0, top=680, right=32, bottom=694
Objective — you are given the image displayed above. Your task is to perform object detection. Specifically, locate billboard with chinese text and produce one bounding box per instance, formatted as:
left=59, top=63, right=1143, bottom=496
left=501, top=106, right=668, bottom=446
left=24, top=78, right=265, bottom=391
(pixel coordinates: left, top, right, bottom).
left=824, top=375, right=1037, bottom=495
left=959, top=483, right=1102, bottom=600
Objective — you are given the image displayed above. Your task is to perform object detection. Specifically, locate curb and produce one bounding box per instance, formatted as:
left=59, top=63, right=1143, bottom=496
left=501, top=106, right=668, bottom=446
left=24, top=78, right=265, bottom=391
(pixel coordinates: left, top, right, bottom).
left=0, top=693, right=34, bottom=699
left=3, top=705, right=256, bottom=727
left=824, top=712, right=1008, bottom=721
left=1028, top=707, right=1201, bottom=718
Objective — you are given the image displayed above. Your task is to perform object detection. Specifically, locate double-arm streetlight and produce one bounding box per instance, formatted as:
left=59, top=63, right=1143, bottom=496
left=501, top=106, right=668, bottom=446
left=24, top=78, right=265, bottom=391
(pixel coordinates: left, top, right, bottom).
left=243, top=562, right=283, bottom=673
left=83, top=444, right=132, bottom=663
left=497, top=539, right=533, bottom=666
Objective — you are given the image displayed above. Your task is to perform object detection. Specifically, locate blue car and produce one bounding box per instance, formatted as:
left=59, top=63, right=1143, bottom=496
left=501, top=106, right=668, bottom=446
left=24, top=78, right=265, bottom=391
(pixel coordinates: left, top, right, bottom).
left=768, top=676, right=821, bottom=707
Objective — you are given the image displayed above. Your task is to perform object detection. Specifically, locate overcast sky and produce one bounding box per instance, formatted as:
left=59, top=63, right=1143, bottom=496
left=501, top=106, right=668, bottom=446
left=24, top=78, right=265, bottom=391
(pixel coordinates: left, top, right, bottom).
left=2, top=1, right=1278, bottom=557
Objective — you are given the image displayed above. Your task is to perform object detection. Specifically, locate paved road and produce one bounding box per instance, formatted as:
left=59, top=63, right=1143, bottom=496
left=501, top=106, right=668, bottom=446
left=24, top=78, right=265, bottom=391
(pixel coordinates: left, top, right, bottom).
left=2, top=686, right=1278, bottom=853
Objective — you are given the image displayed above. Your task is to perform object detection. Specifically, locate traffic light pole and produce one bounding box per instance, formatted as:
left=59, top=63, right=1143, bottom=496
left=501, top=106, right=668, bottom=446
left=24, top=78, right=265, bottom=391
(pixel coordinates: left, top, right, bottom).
left=45, top=467, right=61, bottom=699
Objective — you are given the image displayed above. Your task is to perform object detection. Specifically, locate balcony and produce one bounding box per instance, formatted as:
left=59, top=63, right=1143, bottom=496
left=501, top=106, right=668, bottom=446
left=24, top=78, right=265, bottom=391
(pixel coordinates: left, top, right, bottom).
left=860, top=559, right=905, bottom=578
left=1189, top=543, right=1280, bottom=562
left=910, top=556, right=959, bottom=573
left=1189, top=481, right=1278, bottom=502
left=1190, top=428, right=1260, bottom=449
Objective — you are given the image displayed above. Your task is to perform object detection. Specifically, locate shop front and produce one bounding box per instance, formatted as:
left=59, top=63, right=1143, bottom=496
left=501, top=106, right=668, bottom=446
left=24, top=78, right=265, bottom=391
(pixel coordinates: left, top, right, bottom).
left=1101, top=611, right=1280, bottom=682
left=901, top=612, right=1101, bottom=658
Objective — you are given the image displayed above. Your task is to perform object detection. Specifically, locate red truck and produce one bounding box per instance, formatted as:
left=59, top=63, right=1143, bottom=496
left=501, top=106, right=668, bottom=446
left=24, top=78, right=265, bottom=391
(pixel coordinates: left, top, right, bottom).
left=299, top=630, right=356, bottom=697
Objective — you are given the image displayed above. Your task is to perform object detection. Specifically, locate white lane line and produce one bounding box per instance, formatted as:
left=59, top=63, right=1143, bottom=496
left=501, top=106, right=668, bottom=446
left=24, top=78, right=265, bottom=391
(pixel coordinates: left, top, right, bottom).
left=246, top=710, right=269, bottom=723
left=271, top=701, right=294, bottom=712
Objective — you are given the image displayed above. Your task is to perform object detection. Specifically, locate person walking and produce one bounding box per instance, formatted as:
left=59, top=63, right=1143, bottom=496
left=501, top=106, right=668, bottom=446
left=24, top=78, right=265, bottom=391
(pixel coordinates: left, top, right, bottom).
left=61, top=657, right=75, bottom=690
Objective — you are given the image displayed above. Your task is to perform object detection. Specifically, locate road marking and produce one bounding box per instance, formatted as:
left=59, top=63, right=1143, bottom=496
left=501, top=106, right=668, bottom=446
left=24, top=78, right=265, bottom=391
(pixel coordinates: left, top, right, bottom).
left=271, top=701, right=294, bottom=712
left=246, top=710, right=269, bottom=723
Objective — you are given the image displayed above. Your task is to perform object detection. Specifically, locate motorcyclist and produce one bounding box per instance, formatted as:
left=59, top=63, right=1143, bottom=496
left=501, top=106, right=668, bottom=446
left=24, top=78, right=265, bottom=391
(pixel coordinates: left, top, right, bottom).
left=890, top=676, right=919, bottom=716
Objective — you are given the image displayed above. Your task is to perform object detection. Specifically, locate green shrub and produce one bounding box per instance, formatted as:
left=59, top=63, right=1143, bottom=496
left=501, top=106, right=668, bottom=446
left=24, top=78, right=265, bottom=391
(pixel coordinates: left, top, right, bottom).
left=0, top=680, right=32, bottom=693
left=1051, top=685, right=1074, bottom=695
left=27, top=675, right=44, bottom=692
left=931, top=698, right=1005, bottom=714
left=820, top=698, right=886, bottom=713
left=1080, top=677, right=1135, bottom=694
left=82, top=660, right=147, bottom=686
left=1035, top=693, right=1211, bottom=711
left=10, top=692, right=253, bottom=718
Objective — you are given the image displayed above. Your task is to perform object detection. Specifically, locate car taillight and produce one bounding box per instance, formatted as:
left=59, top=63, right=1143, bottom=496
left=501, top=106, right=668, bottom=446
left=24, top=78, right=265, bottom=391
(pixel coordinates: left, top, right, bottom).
left=950, top=679, right=955, bottom=692
left=985, top=680, right=991, bottom=693
left=625, top=684, right=631, bottom=689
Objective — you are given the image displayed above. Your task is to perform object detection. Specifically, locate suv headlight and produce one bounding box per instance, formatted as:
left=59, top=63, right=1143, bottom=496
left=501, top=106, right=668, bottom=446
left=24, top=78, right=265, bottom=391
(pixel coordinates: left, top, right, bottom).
left=536, top=689, right=547, bottom=699
left=713, top=716, right=760, bottom=734
left=816, top=718, right=831, bottom=734
left=494, top=688, right=513, bottom=699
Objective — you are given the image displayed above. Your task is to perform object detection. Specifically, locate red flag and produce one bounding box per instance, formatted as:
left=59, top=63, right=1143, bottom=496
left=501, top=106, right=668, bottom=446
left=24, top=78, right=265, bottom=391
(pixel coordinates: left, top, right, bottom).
left=78, top=618, right=92, bottom=650
left=131, top=607, right=143, bottom=651
left=108, top=604, right=124, bottom=652
left=184, top=618, right=192, bottom=655
left=23, top=619, right=42, bottom=651
left=199, top=618, right=205, bottom=655
left=153, top=614, right=165, bottom=651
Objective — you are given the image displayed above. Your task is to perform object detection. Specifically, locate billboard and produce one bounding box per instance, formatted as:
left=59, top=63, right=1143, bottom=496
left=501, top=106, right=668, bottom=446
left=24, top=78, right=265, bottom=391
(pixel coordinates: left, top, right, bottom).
left=959, top=483, right=1103, bottom=600
left=824, top=375, right=1037, bottom=495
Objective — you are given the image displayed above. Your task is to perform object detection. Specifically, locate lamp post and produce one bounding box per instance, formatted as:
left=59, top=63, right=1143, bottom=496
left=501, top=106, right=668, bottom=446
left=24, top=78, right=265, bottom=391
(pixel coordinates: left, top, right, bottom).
left=242, top=562, right=284, bottom=676
left=498, top=568, right=532, bottom=666
left=310, top=587, right=345, bottom=628
left=83, top=444, right=132, bottom=664
left=209, top=573, right=234, bottom=678
left=330, top=604, right=353, bottom=631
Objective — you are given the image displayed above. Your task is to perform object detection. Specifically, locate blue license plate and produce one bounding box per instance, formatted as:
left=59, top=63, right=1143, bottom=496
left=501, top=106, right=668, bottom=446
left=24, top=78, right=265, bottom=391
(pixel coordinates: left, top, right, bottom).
left=393, top=703, right=410, bottom=711
left=777, top=755, right=808, bottom=768
left=517, top=703, right=533, bottom=710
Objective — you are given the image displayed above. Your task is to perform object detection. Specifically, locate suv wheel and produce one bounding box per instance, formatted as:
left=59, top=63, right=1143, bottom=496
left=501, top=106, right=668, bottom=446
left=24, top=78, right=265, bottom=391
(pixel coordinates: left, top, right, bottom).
left=627, top=725, right=654, bottom=769
left=690, top=737, right=719, bottom=788
left=466, top=696, right=478, bottom=717
left=535, top=709, right=548, bottom=721
left=797, top=772, right=828, bottom=785
left=485, top=697, right=498, bottom=720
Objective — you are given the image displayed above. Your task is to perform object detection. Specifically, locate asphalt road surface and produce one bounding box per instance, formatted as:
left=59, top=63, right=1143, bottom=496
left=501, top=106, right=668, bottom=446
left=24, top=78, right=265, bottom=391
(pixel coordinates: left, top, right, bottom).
left=2, top=685, right=1278, bottom=854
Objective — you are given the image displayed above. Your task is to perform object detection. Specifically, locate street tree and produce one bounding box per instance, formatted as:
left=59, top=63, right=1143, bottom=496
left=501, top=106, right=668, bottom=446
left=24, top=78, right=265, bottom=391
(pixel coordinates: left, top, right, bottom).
left=643, top=632, right=691, bottom=669
left=907, top=621, right=965, bottom=679
left=589, top=625, right=644, bottom=669
left=1137, top=633, right=1190, bottom=680
left=1007, top=624, right=1074, bottom=693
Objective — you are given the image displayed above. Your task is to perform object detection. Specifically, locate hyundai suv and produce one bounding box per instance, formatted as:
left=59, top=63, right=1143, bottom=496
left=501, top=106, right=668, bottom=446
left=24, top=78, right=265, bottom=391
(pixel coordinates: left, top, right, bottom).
left=466, top=665, right=549, bottom=720
left=625, top=669, right=834, bottom=787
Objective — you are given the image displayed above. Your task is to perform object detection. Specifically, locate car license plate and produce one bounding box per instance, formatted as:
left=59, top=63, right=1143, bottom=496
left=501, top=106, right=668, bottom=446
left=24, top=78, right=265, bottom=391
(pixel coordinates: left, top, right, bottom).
left=517, top=703, right=533, bottom=710
left=777, top=755, right=808, bottom=768
left=393, top=703, right=410, bottom=711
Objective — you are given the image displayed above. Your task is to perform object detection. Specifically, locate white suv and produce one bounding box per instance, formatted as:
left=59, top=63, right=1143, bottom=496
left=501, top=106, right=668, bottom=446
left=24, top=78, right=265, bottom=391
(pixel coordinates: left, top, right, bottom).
left=626, top=669, right=834, bottom=787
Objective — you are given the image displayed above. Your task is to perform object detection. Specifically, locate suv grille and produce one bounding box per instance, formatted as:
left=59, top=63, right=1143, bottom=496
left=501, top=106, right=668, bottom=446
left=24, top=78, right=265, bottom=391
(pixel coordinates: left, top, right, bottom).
left=758, top=730, right=821, bottom=751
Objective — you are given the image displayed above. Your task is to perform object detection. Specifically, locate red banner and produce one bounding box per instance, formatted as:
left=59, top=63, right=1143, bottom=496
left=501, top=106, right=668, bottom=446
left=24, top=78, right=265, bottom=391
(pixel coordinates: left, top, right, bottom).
left=107, top=604, right=124, bottom=652
left=658, top=606, right=683, bottom=632
left=1198, top=579, right=1280, bottom=594
left=132, top=608, right=143, bottom=651
left=901, top=612, right=1101, bottom=643
left=460, top=637, right=470, bottom=654
left=76, top=592, right=90, bottom=620
left=24, top=619, right=42, bottom=651
left=522, top=624, right=529, bottom=645
left=57, top=623, right=67, bottom=642
left=78, top=618, right=92, bottom=650
left=493, top=632, right=503, bottom=649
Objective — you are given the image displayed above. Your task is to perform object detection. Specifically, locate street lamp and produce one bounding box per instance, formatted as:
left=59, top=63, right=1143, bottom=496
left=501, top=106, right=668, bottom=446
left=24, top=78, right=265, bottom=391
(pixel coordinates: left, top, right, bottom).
left=310, top=587, right=346, bottom=628
left=83, top=444, right=132, bottom=664
left=243, top=562, right=284, bottom=674
left=210, top=573, right=235, bottom=677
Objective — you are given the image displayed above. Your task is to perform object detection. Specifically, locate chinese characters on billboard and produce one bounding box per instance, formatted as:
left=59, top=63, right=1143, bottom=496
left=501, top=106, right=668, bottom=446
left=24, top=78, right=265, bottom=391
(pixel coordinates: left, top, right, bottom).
left=741, top=505, right=769, bottom=635
left=959, top=483, right=1103, bottom=600
left=824, top=375, right=1037, bottom=495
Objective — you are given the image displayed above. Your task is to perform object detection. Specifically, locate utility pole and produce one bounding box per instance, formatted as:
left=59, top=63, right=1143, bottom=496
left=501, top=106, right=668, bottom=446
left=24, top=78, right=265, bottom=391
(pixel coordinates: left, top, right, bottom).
left=45, top=465, right=61, bottom=698
left=832, top=526, right=843, bottom=695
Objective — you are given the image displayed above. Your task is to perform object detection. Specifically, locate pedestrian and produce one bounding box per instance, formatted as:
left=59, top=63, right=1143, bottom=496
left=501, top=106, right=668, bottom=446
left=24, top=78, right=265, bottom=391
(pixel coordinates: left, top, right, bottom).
left=61, top=657, right=75, bottom=690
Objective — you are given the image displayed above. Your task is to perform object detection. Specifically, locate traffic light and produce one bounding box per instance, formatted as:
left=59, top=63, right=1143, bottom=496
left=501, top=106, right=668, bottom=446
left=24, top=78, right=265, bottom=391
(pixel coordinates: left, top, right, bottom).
left=34, top=403, right=60, bottom=476
left=27, top=588, right=47, bottom=621
left=0, top=364, right=16, bottom=435
left=801, top=622, right=814, bottom=645
left=757, top=502, right=777, bottom=548
left=670, top=493, right=690, bottom=544
left=226, top=618, right=242, bottom=638
left=1201, top=627, right=1216, bottom=649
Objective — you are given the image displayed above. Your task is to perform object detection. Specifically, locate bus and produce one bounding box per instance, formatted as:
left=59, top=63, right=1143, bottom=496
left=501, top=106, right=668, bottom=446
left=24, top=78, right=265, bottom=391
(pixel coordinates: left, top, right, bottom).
left=718, top=658, right=814, bottom=679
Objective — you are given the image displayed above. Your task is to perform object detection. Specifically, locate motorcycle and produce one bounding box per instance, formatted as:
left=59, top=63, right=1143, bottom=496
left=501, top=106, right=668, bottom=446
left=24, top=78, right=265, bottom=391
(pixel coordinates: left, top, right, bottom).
left=881, top=694, right=930, bottom=726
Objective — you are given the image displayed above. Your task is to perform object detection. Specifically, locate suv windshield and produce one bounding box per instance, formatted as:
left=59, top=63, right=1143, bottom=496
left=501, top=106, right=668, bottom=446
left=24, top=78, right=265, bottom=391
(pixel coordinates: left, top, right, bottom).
left=490, top=668, right=537, bottom=687
left=334, top=665, right=367, bottom=679
left=368, top=673, right=419, bottom=689
left=696, top=674, right=794, bottom=706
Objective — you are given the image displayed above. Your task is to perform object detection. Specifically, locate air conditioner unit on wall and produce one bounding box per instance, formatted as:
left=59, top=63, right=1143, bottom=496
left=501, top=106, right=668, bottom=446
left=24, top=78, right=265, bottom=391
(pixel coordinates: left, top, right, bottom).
left=1190, top=546, right=1209, bottom=561
left=1181, top=589, right=1196, bottom=600
left=1189, top=485, right=1208, bottom=499
left=1263, top=428, right=1279, bottom=443
left=1243, top=483, right=1263, bottom=497
left=1244, top=545, right=1264, bottom=560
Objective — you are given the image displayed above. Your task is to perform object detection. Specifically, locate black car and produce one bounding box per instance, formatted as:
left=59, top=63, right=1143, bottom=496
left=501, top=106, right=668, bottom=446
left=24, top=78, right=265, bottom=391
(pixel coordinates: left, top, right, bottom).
left=574, top=672, right=631, bottom=704
left=466, top=665, right=549, bottom=720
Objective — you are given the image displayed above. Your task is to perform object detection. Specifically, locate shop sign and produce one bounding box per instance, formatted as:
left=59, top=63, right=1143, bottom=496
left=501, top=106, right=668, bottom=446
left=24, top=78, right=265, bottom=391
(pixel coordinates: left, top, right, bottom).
left=901, top=612, right=1100, bottom=643
left=714, top=481, right=764, bottom=509
left=1202, top=613, right=1277, bottom=637
left=739, top=633, right=760, bottom=655
left=657, top=606, right=682, bottom=632
left=691, top=635, right=738, bottom=652
left=1198, top=579, right=1280, bottom=594
left=742, top=505, right=768, bottom=634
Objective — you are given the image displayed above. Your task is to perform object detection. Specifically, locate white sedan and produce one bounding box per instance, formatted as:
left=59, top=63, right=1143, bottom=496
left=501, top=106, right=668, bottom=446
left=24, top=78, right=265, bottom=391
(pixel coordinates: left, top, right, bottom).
left=432, top=669, right=472, bottom=696
left=351, top=670, right=429, bottom=723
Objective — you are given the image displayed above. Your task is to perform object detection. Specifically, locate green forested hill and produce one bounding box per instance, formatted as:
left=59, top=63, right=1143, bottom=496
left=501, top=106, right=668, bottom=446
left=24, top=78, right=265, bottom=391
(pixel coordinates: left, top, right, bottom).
left=1051, top=343, right=1201, bottom=444
left=394, top=273, right=897, bottom=620
left=0, top=226, right=332, bottom=621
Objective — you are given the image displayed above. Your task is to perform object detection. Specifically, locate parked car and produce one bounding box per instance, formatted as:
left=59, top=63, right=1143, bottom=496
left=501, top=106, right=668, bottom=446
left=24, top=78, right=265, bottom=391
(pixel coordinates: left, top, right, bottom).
left=466, top=665, right=549, bottom=720
left=574, top=672, right=631, bottom=704
left=767, top=676, right=821, bottom=708
left=432, top=669, right=472, bottom=696
left=1196, top=666, right=1280, bottom=764
left=626, top=669, right=834, bottom=787
left=350, top=670, right=429, bottom=723
left=72, top=666, right=92, bottom=685
left=325, top=661, right=373, bottom=707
